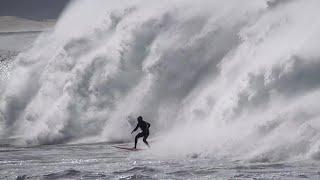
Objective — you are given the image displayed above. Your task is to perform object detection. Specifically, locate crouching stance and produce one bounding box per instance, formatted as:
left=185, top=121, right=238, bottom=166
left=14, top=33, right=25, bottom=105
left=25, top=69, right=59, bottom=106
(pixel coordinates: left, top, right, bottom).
left=131, top=116, right=150, bottom=149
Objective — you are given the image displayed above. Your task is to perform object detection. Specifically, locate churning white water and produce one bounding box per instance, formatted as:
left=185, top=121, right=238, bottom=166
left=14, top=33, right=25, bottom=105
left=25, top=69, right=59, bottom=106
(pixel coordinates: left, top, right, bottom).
left=1, top=0, right=320, bottom=163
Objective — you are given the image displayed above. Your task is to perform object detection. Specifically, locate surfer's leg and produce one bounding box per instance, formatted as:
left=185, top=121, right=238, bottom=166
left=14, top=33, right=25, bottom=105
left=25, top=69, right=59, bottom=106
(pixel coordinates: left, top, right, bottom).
left=143, top=133, right=150, bottom=147
left=134, top=133, right=144, bottom=149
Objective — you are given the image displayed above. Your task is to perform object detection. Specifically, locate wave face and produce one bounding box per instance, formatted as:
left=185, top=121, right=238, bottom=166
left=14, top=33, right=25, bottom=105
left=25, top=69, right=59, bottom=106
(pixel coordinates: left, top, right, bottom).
left=1, top=0, right=320, bottom=161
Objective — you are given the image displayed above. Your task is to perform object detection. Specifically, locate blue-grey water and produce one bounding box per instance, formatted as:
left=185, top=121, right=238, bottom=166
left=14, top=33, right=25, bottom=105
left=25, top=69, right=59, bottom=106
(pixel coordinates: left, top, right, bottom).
left=1, top=142, right=320, bottom=180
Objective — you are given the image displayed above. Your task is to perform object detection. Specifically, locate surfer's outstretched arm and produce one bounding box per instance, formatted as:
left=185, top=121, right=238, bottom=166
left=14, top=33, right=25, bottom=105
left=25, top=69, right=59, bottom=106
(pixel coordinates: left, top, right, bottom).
left=131, top=124, right=139, bottom=134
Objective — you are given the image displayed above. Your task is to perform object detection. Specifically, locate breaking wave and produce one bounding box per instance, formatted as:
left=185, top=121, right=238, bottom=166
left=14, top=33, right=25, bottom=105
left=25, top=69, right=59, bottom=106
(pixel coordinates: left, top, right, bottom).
left=1, top=0, right=320, bottom=161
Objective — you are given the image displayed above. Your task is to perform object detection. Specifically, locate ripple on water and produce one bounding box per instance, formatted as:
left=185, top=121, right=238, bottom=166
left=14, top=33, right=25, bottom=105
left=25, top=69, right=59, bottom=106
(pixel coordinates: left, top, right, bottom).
left=113, top=166, right=160, bottom=174
left=16, top=169, right=110, bottom=180
left=118, top=174, right=154, bottom=180
left=43, top=169, right=81, bottom=179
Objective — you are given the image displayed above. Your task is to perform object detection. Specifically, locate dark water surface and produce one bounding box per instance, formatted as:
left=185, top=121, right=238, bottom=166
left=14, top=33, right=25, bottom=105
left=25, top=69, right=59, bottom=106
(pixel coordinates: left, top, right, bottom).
left=1, top=142, right=320, bottom=180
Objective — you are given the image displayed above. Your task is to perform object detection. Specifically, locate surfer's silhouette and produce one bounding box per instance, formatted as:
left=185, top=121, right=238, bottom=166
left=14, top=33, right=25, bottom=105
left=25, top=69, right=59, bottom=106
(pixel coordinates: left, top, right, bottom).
left=131, top=116, right=150, bottom=149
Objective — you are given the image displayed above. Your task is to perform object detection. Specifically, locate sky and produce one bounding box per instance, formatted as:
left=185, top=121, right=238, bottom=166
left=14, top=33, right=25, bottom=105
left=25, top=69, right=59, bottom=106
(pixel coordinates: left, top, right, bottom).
left=0, top=0, right=70, bottom=20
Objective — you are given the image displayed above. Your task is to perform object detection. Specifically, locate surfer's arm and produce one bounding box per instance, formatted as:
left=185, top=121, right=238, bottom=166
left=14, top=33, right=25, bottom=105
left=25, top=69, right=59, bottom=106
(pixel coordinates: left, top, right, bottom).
left=131, top=124, right=139, bottom=133
left=147, top=122, right=150, bottom=128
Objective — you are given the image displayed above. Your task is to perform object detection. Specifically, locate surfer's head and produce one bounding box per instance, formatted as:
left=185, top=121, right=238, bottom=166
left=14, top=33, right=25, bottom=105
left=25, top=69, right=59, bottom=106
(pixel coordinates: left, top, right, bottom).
left=137, top=116, right=143, bottom=122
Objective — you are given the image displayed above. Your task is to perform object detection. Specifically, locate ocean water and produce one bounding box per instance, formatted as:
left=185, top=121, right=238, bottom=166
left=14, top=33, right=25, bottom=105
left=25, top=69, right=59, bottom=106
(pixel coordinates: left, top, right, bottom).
left=1, top=0, right=320, bottom=179
left=1, top=142, right=320, bottom=179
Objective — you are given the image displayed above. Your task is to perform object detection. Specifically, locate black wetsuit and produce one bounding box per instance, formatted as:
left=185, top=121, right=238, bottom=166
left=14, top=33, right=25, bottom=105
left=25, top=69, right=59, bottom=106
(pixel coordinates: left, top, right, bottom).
left=132, top=120, right=150, bottom=148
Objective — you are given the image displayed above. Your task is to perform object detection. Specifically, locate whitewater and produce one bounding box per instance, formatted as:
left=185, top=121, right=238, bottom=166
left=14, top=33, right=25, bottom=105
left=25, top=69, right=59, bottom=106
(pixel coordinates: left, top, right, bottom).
left=1, top=0, right=320, bottom=179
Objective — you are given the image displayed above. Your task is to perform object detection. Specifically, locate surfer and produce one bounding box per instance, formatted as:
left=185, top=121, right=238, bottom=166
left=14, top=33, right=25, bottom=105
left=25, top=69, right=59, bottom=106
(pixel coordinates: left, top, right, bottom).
left=131, top=116, right=150, bottom=149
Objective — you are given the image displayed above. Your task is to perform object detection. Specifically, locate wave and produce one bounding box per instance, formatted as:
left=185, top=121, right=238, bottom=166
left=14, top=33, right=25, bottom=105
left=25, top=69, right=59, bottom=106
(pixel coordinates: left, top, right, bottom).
left=1, top=0, right=320, bottom=161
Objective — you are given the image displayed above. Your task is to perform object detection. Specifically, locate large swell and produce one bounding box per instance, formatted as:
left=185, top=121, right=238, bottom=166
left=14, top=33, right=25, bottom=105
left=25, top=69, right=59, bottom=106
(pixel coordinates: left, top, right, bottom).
left=1, top=0, right=320, bottom=162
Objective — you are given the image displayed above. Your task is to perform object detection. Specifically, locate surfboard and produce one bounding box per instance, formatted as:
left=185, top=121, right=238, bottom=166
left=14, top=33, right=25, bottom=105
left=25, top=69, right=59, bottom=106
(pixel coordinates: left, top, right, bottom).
left=113, top=146, right=144, bottom=151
